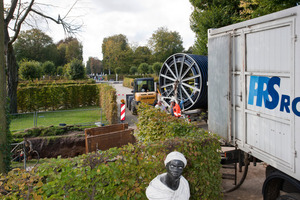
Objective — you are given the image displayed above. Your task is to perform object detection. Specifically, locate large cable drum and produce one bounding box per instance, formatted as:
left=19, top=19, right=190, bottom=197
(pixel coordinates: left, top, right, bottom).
left=159, top=53, right=208, bottom=111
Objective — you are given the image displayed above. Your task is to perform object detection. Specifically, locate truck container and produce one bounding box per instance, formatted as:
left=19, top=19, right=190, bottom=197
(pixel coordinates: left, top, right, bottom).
left=208, top=6, right=300, bottom=199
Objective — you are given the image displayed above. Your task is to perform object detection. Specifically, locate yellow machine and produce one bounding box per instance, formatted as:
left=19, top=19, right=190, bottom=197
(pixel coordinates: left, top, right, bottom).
left=126, top=78, right=157, bottom=115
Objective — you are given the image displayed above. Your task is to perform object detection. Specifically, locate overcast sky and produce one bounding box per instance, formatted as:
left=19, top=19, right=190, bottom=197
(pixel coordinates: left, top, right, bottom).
left=25, top=0, right=196, bottom=62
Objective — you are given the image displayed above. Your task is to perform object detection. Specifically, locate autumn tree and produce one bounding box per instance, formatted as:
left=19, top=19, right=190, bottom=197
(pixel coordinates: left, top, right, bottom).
left=14, top=29, right=58, bottom=64
left=57, top=37, right=83, bottom=66
left=86, top=57, right=103, bottom=74
left=148, top=27, right=184, bottom=63
left=133, top=46, right=152, bottom=67
left=102, top=34, right=133, bottom=74
left=4, top=1, right=81, bottom=113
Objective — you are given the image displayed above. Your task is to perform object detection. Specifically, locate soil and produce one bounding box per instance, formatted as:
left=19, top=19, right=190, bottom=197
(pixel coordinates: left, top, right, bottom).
left=28, top=131, right=86, bottom=158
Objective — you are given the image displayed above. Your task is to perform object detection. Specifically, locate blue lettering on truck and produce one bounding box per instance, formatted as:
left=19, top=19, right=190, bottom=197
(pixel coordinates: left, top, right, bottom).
left=248, top=76, right=300, bottom=116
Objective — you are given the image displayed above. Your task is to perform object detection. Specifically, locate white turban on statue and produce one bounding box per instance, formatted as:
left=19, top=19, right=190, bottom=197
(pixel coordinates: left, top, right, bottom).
left=164, top=151, right=187, bottom=167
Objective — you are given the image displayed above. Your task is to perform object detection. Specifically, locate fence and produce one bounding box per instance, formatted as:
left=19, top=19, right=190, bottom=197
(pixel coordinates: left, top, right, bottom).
left=10, top=108, right=106, bottom=132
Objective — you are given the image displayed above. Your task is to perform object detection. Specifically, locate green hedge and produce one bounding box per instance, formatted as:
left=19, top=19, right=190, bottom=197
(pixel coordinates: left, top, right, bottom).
left=17, top=84, right=100, bottom=112
left=18, top=80, right=96, bottom=88
left=123, top=76, right=159, bottom=89
left=123, top=77, right=134, bottom=88
left=136, top=103, right=201, bottom=143
left=1, top=100, right=222, bottom=199
left=0, top=136, right=221, bottom=199
left=98, top=84, right=118, bottom=125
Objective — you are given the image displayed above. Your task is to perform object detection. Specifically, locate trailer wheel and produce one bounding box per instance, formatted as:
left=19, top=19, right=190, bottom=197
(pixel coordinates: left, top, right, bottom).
left=276, top=193, right=300, bottom=200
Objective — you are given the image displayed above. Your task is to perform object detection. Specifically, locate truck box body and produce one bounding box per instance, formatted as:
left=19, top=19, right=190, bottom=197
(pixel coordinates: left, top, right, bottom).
left=208, top=6, right=300, bottom=181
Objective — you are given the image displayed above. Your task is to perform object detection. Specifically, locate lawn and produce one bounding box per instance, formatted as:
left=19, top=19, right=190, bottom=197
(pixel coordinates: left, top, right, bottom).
left=10, top=106, right=105, bottom=131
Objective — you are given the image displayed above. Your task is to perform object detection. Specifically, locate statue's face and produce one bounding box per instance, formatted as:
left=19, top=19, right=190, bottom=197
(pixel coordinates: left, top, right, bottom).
left=166, top=160, right=184, bottom=179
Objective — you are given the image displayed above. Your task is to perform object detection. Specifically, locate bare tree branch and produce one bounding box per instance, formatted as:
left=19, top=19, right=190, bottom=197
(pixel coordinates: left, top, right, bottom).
left=30, top=7, right=82, bottom=35
left=8, top=0, right=35, bottom=45
left=4, top=0, right=18, bottom=24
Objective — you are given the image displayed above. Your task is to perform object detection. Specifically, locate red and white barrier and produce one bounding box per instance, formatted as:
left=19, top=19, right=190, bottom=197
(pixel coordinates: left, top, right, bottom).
left=120, top=103, right=125, bottom=121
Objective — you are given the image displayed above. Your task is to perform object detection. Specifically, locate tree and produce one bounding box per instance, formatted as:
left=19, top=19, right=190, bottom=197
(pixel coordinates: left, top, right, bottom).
left=0, top=0, right=10, bottom=173
left=102, top=34, right=133, bottom=74
left=249, top=0, right=300, bottom=18
left=115, top=67, right=122, bottom=75
left=133, top=46, right=152, bottom=67
left=57, top=66, right=64, bottom=76
left=14, top=29, right=58, bottom=64
left=189, top=0, right=241, bottom=55
left=152, top=62, right=162, bottom=76
left=129, top=66, right=138, bottom=75
left=138, top=63, right=149, bottom=75
left=19, top=60, right=42, bottom=80
left=42, top=61, right=56, bottom=76
left=67, top=59, right=85, bottom=80
left=4, top=0, right=81, bottom=113
left=65, top=37, right=83, bottom=62
left=148, top=27, right=184, bottom=62
left=86, top=57, right=103, bottom=74
left=189, top=0, right=299, bottom=55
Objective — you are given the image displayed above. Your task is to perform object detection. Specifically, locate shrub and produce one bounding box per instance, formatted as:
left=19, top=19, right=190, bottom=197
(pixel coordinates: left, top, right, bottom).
left=1, top=135, right=221, bottom=199
left=98, top=84, right=118, bottom=124
left=19, top=60, right=42, bottom=80
left=129, top=66, right=138, bottom=74
left=152, top=62, right=162, bottom=75
left=66, top=59, right=85, bottom=80
left=123, top=77, right=134, bottom=88
left=56, top=66, right=64, bottom=76
left=42, top=61, right=56, bottom=76
left=138, top=63, right=149, bottom=75
left=136, top=103, right=200, bottom=143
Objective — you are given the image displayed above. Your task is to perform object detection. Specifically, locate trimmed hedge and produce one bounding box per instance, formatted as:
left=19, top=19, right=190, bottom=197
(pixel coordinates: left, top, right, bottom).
left=18, top=80, right=96, bottom=88
left=1, top=98, right=222, bottom=199
left=123, top=76, right=159, bottom=89
left=136, top=103, right=201, bottom=143
left=123, top=77, right=134, bottom=88
left=0, top=136, right=221, bottom=199
left=17, top=84, right=100, bottom=112
left=98, top=84, right=118, bottom=125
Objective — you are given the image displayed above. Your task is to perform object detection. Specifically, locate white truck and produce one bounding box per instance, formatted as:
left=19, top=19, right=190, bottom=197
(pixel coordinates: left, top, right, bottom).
left=208, top=6, right=300, bottom=199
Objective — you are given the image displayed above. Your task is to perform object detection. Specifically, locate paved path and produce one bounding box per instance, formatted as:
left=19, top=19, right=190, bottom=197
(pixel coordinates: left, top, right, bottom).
left=110, top=83, right=137, bottom=129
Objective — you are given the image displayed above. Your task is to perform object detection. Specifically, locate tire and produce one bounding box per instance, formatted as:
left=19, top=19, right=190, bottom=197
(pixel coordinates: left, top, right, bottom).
left=128, top=96, right=133, bottom=111
left=132, top=105, right=137, bottom=115
left=276, top=193, right=300, bottom=200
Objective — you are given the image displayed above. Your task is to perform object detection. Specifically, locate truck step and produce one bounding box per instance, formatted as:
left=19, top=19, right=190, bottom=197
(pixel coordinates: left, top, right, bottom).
left=222, top=164, right=236, bottom=169
left=222, top=173, right=236, bottom=180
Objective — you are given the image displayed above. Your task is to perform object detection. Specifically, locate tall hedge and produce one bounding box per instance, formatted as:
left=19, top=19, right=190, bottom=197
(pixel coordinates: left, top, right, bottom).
left=0, top=137, right=221, bottom=199
left=98, top=84, right=118, bottom=125
left=17, top=84, right=100, bottom=113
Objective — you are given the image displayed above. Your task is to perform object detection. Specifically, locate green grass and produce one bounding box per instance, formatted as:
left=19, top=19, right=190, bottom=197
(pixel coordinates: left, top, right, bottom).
left=10, top=106, right=105, bottom=131
left=11, top=158, right=49, bottom=169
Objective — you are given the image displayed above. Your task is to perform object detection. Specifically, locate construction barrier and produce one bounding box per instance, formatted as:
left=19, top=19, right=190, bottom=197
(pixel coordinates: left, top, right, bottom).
left=84, top=123, right=135, bottom=153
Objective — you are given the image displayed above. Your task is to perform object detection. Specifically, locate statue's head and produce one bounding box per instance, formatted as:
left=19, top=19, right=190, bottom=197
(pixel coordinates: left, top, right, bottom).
left=164, top=151, right=187, bottom=179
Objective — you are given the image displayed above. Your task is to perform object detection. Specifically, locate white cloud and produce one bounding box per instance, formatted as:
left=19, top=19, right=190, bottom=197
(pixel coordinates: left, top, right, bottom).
left=14, top=0, right=196, bottom=62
